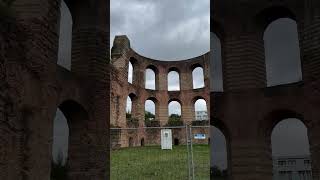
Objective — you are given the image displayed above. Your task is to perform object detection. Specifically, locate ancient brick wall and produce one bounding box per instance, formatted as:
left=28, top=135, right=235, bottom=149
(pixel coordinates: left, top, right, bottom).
left=111, top=36, right=210, bottom=147
left=212, top=0, right=320, bottom=179
left=0, top=0, right=110, bottom=179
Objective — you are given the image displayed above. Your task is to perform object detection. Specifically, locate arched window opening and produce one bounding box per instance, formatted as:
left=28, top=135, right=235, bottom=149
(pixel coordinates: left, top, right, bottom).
left=145, top=68, right=156, bottom=90
left=271, top=118, right=312, bottom=179
left=57, top=0, right=73, bottom=70
left=52, top=108, right=69, bottom=178
left=194, top=98, right=208, bottom=121
left=210, top=126, right=228, bottom=178
left=126, top=96, right=132, bottom=119
left=192, top=67, right=205, bottom=89
left=168, top=100, right=182, bottom=125
left=145, top=99, right=156, bottom=121
left=129, top=137, right=133, bottom=147
left=174, top=138, right=180, bottom=146
left=128, top=61, right=134, bottom=84
left=210, top=33, right=223, bottom=92
left=51, top=100, right=89, bottom=179
left=168, top=101, right=181, bottom=116
left=168, top=70, right=180, bottom=91
left=264, top=18, right=302, bottom=86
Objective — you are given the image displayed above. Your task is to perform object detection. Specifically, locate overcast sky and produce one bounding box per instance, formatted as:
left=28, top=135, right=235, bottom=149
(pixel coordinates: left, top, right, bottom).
left=54, top=0, right=310, bottom=172
left=111, top=0, right=210, bottom=60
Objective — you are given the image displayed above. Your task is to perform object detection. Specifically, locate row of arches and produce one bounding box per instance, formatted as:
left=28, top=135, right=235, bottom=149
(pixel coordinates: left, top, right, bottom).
left=211, top=117, right=312, bottom=179
left=126, top=95, right=208, bottom=121
left=128, top=61, right=205, bottom=91
left=211, top=17, right=302, bottom=91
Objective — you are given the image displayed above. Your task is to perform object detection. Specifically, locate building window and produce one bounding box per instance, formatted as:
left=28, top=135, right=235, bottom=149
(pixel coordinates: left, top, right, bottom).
left=278, top=160, right=286, bottom=166
left=304, top=159, right=311, bottom=165
left=288, top=160, right=296, bottom=166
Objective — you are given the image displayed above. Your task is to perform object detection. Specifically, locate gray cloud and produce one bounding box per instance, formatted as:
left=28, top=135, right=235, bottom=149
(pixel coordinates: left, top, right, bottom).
left=111, top=0, right=210, bottom=60
left=168, top=101, right=182, bottom=115
left=145, top=100, right=155, bottom=114
left=168, top=71, right=180, bottom=91
left=264, top=18, right=302, bottom=86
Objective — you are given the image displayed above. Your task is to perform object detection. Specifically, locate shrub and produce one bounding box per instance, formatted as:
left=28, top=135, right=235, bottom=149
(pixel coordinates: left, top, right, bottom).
left=51, top=151, right=68, bottom=180
left=126, top=117, right=139, bottom=128
left=166, top=114, right=183, bottom=126
left=192, top=120, right=209, bottom=126
left=144, top=118, right=160, bottom=127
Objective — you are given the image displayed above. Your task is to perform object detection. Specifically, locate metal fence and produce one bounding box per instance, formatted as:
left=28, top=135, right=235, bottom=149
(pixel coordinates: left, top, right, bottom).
left=110, top=125, right=210, bottom=180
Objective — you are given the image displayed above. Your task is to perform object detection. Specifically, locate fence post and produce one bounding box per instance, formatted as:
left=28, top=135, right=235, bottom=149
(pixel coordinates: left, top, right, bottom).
left=186, top=124, right=191, bottom=180
left=189, top=125, right=195, bottom=180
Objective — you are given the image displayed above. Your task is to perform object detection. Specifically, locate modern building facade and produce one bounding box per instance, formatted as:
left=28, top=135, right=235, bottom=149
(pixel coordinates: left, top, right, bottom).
left=273, top=156, right=312, bottom=180
left=195, top=111, right=208, bottom=121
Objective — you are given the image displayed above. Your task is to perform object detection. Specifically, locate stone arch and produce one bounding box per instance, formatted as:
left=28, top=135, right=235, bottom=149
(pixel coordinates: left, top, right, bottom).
left=128, top=57, right=138, bottom=84
left=57, top=0, right=72, bottom=70
left=61, top=0, right=108, bottom=75
left=129, top=137, right=133, bottom=147
left=168, top=99, right=182, bottom=123
left=140, top=138, right=145, bottom=146
left=192, top=96, right=208, bottom=121
left=255, top=6, right=297, bottom=31
left=261, top=109, right=306, bottom=140
left=126, top=93, right=137, bottom=118
left=144, top=97, right=158, bottom=121
left=191, top=64, right=205, bottom=89
left=210, top=119, right=232, bottom=178
left=168, top=67, right=181, bottom=91
left=210, top=20, right=224, bottom=41
left=174, top=138, right=180, bottom=145
left=145, top=65, right=158, bottom=90
left=210, top=32, right=224, bottom=92
left=263, top=17, right=302, bottom=86
left=262, top=110, right=314, bottom=179
left=53, top=99, right=91, bottom=178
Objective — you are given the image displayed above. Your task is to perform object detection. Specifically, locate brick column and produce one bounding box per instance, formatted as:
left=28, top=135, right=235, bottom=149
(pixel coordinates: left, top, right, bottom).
left=68, top=1, right=110, bottom=179
left=158, top=67, right=168, bottom=91
left=309, top=124, right=320, bottom=180
left=298, top=5, right=320, bottom=83
left=230, top=138, right=272, bottom=180
left=180, top=69, right=193, bottom=90
left=222, top=32, right=266, bottom=91
left=181, top=99, right=193, bottom=124
left=158, top=95, right=169, bottom=126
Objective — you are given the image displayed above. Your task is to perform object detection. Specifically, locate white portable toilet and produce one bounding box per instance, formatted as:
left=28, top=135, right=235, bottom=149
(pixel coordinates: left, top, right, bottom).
left=161, top=129, right=172, bottom=150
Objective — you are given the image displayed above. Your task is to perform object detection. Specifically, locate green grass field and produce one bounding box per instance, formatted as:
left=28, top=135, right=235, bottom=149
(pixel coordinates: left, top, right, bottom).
left=111, top=144, right=209, bottom=180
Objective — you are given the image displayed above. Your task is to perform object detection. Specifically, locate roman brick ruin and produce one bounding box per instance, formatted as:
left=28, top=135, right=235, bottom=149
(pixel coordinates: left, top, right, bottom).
left=212, top=0, right=320, bottom=179
left=110, top=35, right=210, bottom=148
left=0, top=0, right=110, bottom=179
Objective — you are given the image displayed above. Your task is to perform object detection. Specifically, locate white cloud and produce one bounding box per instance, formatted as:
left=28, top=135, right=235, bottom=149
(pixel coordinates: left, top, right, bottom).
left=168, top=101, right=181, bottom=115
left=168, top=71, right=180, bottom=91
left=145, top=100, right=155, bottom=114
left=192, top=67, right=205, bottom=89
left=195, top=99, right=207, bottom=111
left=111, top=0, right=210, bottom=60
left=126, top=96, right=132, bottom=113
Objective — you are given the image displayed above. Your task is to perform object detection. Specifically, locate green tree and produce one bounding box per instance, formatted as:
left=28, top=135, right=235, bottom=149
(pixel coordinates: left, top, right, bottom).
left=211, top=166, right=222, bottom=177
left=145, top=111, right=155, bottom=120
left=126, top=112, right=131, bottom=119
left=51, top=150, right=68, bottom=180
left=167, top=114, right=183, bottom=126
left=169, top=114, right=181, bottom=121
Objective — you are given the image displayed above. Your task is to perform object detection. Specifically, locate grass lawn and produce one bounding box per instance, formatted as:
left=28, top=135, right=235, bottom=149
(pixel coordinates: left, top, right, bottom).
left=111, top=144, right=209, bottom=180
